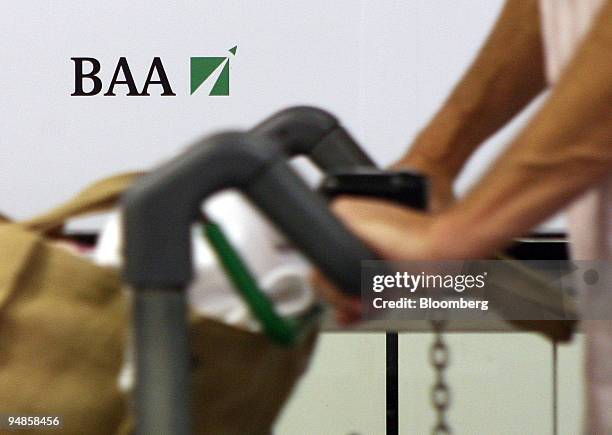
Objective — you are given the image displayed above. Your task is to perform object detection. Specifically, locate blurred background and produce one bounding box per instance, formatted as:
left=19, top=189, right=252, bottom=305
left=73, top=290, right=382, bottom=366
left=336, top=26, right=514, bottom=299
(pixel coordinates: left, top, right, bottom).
left=0, top=1, right=581, bottom=433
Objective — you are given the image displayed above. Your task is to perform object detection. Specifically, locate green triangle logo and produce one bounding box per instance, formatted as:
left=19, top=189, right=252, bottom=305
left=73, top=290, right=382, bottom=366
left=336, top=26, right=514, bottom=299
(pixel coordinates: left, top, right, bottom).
left=209, top=60, right=230, bottom=95
left=190, top=57, right=225, bottom=95
left=190, top=46, right=237, bottom=96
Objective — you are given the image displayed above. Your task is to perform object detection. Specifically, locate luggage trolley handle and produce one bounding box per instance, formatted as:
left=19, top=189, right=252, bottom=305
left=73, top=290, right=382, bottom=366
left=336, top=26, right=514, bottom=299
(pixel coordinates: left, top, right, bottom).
left=122, top=131, right=378, bottom=435
left=123, top=131, right=376, bottom=291
left=253, top=106, right=427, bottom=208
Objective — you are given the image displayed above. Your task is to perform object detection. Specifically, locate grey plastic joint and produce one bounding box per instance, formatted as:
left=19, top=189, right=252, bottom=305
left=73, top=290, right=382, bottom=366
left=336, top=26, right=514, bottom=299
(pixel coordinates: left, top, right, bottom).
left=252, top=106, right=375, bottom=170
left=310, top=127, right=375, bottom=170
left=122, top=131, right=283, bottom=289
left=252, top=106, right=339, bottom=155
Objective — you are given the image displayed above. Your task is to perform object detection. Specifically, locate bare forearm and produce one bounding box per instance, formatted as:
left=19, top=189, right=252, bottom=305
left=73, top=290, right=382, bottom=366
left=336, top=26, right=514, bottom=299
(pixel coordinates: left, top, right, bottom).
left=434, top=4, right=612, bottom=259
left=398, top=0, right=546, bottom=177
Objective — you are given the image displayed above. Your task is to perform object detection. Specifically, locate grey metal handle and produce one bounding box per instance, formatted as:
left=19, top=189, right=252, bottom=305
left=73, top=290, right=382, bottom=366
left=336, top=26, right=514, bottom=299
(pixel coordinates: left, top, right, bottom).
left=125, top=132, right=283, bottom=435
left=252, top=106, right=375, bottom=170
left=123, top=131, right=376, bottom=291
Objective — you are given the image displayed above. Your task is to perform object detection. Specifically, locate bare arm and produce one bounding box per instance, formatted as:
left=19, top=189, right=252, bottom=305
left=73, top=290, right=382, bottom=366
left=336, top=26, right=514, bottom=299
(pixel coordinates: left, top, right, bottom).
left=314, top=1, right=610, bottom=318
left=433, top=2, right=612, bottom=258
left=332, top=2, right=612, bottom=263
left=397, top=0, right=546, bottom=181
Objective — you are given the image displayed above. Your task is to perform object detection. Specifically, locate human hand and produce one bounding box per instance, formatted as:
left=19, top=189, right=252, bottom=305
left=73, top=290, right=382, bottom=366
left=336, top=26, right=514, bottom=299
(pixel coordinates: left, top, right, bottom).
left=310, top=196, right=443, bottom=324
left=331, top=197, right=441, bottom=260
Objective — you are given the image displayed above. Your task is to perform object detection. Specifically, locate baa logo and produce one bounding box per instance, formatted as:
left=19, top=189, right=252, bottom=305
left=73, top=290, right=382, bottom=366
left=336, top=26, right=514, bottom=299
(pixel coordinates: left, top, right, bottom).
left=70, top=46, right=237, bottom=97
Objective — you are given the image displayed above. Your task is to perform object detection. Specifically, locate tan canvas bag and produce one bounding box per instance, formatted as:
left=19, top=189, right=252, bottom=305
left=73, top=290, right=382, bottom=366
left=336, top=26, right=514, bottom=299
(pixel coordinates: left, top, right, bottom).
left=0, top=173, right=317, bottom=434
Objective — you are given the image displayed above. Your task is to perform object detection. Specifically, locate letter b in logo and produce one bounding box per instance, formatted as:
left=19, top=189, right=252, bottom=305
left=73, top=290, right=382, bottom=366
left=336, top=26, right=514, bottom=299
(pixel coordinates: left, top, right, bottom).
left=71, top=57, right=103, bottom=96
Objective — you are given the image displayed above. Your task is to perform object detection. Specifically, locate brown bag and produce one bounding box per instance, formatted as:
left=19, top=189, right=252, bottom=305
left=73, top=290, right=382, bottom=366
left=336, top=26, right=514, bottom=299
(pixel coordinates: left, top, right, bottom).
left=0, top=174, right=317, bottom=435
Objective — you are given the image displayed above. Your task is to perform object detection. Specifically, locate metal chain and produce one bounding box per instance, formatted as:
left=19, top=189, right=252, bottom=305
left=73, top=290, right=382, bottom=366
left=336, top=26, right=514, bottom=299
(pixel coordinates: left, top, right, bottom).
left=430, top=319, right=451, bottom=435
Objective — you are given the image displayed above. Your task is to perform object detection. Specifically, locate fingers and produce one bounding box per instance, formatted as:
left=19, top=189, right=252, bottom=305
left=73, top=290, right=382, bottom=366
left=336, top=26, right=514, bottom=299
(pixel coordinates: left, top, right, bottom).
left=310, top=269, right=362, bottom=325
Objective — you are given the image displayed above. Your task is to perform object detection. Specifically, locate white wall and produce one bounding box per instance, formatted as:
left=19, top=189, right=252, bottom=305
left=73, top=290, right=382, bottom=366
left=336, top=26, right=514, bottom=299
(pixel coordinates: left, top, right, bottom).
left=276, top=332, right=584, bottom=434
left=0, top=0, right=563, bottom=231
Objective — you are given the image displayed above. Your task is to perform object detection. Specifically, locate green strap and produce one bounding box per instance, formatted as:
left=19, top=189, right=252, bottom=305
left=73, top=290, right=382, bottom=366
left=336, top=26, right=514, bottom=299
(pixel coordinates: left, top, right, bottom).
left=202, top=220, right=300, bottom=346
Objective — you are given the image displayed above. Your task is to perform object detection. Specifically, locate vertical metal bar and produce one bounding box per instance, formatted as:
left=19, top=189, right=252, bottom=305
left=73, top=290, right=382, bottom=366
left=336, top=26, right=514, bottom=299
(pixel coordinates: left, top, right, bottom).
left=552, top=341, right=558, bottom=435
left=134, top=289, right=191, bottom=435
left=386, top=332, right=399, bottom=435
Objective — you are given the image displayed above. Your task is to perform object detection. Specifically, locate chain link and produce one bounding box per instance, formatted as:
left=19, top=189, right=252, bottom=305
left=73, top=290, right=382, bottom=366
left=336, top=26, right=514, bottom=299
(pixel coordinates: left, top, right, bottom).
left=430, top=319, right=451, bottom=435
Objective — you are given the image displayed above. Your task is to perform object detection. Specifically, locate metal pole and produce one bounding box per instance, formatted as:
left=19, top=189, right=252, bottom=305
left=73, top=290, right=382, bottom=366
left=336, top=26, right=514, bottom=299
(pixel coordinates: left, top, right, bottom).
left=134, top=289, right=191, bottom=435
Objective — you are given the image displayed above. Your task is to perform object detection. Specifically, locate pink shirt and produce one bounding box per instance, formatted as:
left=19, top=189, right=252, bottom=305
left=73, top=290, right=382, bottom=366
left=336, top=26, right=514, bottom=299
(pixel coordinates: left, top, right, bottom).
left=539, top=0, right=611, bottom=262
left=539, top=1, right=611, bottom=433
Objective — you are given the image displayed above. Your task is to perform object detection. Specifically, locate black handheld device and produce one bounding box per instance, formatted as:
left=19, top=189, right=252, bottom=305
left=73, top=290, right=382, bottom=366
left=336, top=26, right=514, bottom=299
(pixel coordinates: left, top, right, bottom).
left=320, top=167, right=428, bottom=210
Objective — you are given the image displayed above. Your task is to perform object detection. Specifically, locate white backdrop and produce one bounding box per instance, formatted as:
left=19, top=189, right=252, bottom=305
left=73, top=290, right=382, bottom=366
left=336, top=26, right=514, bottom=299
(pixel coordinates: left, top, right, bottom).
left=0, top=0, right=562, bottom=230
